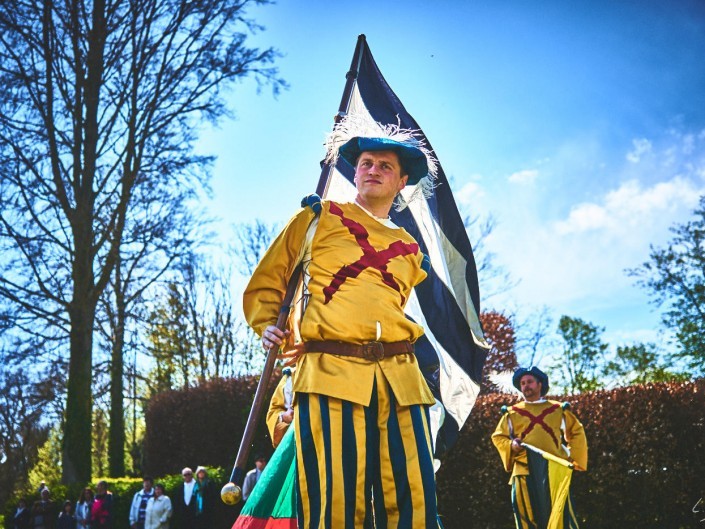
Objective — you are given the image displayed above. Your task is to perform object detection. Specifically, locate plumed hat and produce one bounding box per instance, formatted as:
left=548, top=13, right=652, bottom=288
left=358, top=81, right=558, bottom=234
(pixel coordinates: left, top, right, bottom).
left=325, top=113, right=438, bottom=208
left=512, top=366, right=549, bottom=396
left=338, top=136, right=429, bottom=185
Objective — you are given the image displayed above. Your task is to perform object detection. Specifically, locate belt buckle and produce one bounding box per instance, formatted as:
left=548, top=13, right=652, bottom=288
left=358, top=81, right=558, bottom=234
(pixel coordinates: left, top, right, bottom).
left=362, top=341, right=385, bottom=361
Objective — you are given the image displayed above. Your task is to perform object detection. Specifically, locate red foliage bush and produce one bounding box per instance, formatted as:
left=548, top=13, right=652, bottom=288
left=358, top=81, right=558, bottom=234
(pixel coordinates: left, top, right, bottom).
left=479, top=310, right=518, bottom=393
left=144, top=374, right=275, bottom=476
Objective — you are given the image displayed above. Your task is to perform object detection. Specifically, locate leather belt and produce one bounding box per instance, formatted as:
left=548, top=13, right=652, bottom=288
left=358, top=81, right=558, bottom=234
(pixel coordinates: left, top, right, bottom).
left=303, top=340, right=414, bottom=361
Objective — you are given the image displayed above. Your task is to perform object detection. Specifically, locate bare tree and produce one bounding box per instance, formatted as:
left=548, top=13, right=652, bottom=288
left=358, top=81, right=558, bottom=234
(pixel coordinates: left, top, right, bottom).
left=514, top=306, right=556, bottom=367
left=0, top=0, right=284, bottom=483
left=463, top=213, right=518, bottom=300
left=232, top=219, right=281, bottom=277
left=145, top=253, right=251, bottom=393
left=96, top=185, right=208, bottom=476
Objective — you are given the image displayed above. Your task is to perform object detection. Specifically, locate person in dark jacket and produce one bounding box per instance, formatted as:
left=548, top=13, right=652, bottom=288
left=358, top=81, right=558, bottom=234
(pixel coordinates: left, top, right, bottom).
left=13, top=499, right=30, bottom=529
left=31, top=488, right=58, bottom=529
left=171, top=468, right=197, bottom=529
left=193, top=467, right=216, bottom=529
left=57, top=500, right=76, bottom=529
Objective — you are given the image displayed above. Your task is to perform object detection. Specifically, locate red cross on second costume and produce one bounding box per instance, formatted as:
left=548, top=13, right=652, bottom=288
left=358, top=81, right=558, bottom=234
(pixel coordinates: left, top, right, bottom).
left=322, top=202, right=420, bottom=305
left=511, top=403, right=561, bottom=448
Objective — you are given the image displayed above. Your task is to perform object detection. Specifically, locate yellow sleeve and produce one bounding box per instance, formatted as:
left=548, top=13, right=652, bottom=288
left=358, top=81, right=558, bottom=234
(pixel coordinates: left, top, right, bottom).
left=564, top=409, right=588, bottom=471
left=266, top=374, right=290, bottom=447
left=243, top=206, right=317, bottom=336
left=491, top=413, right=515, bottom=473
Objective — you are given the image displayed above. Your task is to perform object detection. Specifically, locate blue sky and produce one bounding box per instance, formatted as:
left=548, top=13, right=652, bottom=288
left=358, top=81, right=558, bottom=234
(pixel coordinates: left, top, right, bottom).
left=197, top=0, right=705, bottom=360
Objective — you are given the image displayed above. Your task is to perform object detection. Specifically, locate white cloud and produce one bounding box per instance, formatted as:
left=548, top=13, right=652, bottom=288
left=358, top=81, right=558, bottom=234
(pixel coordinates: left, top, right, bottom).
left=508, top=169, right=539, bottom=184
left=554, top=177, right=703, bottom=235
left=455, top=180, right=484, bottom=207
left=626, top=137, right=652, bottom=163
left=481, top=127, right=705, bottom=348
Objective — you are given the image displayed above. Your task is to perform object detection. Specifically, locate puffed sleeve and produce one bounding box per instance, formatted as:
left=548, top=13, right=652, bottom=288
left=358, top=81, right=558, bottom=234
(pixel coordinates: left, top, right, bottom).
left=564, top=408, right=588, bottom=471
left=243, top=206, right=317, bottom=336
left=491, top=410, right=515, bottom=473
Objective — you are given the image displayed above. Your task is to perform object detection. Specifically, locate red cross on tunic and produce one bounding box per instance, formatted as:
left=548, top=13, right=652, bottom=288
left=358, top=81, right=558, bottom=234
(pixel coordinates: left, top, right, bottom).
left=322, top=202, right=419, bottom=305
left=511, top=403, right=561, bottom=448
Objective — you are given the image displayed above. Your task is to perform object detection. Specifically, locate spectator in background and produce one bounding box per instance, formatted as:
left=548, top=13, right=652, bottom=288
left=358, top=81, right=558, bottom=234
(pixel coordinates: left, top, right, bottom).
left=13, top=498, right=30, bottom=529
left=129, top=477, right=154, bottom=529
left=90, top=481, right=113, bottom=529
left=57, top=500, right=76, bottom=529
left=241, top=455, right=267, bottom=502
left=144, top=484, right=172, bottom=529
left=31, top=487, right=57, bottom=529
left=75, top=488, right=93, bottom=529
left=172, top=467, right=197, bottom=529
left=193, top=467, right=215, bottom=529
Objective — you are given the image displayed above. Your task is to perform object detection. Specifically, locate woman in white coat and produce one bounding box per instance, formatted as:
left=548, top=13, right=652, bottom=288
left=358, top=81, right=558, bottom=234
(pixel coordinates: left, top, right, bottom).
left=144, top=484, right=172, bottom=529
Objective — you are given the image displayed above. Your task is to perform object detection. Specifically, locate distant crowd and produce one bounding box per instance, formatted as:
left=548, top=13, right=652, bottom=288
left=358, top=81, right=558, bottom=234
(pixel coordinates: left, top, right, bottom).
left=12, top=466, right=217, bottom=529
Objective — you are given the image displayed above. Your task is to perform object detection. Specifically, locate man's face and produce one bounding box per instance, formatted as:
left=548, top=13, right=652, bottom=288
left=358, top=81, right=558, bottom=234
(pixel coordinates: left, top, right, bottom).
left=520, top=375, right=542, bottom=401
left=143, top=480, right=153, bottom=492
left=255, top=459, right=267, bottom=471
left=354, top=150, right=408, bottom=206
left=182, top=470, right=193, bottom=483
left=95, top=483, right=105, bottom=495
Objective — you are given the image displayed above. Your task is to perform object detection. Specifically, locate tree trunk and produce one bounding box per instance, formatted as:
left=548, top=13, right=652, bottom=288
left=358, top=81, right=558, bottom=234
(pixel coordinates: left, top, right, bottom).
left=108, top=261, right=126, bottom=477
left=63, top=274, right=95, bottom=484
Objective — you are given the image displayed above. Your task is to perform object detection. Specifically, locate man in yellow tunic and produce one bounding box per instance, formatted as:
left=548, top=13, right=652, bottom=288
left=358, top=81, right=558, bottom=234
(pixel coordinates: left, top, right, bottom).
left=492, top=367, right=588, bottom=529
left=244, top=130, right=442, bottom=529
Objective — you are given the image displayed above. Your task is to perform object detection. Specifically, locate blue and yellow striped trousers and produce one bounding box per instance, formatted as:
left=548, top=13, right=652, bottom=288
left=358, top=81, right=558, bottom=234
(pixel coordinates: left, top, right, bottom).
left=511, top=475, right=580, bottom=529
left=295, top=375, right=442, bottom=529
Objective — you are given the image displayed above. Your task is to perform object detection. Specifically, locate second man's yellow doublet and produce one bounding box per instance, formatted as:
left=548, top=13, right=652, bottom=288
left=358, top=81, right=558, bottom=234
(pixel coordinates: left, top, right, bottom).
left=492, top=400, right=588, bottom=478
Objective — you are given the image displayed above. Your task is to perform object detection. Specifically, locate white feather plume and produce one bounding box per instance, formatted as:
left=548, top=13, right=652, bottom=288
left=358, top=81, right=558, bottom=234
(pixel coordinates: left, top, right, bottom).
left=488, top=370, right=523, bottom=396
left=324, top=113, right=438, bottom=210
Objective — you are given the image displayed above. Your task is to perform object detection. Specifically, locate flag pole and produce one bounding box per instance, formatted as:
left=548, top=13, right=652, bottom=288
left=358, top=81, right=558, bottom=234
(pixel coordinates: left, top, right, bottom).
left=221, top=263, right=303, bottom=505
left=315, top=34, right=367, bottom=198
left=222, top=34, right=366, bottom=506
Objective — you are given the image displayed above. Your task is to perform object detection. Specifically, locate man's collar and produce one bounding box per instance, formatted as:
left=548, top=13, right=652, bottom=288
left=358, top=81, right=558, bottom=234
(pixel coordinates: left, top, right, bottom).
left=353, top=199, right=399, bottom=229
left=524, top=397, right=547, bottom=404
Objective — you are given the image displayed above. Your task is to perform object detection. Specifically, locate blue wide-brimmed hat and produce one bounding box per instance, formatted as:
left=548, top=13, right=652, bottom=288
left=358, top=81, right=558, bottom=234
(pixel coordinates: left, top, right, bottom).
left=512, top=366, right=549, bottom=396
left=338, top=136, right=429, bottom=185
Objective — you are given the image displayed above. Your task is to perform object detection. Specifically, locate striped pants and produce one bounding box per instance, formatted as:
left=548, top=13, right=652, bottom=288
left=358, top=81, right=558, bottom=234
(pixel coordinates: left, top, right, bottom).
left=511, top=475, right=580, bottom=529
left=295, top=375, right=442, bottom=529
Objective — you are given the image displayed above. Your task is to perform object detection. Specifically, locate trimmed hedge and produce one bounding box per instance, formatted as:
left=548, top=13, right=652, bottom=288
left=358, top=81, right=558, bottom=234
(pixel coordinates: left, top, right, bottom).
left=144, top=377, right=705, bottom=528
left=144, top=375, right=276, bottom=476
left=437, top=379, right=705, bottom=529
